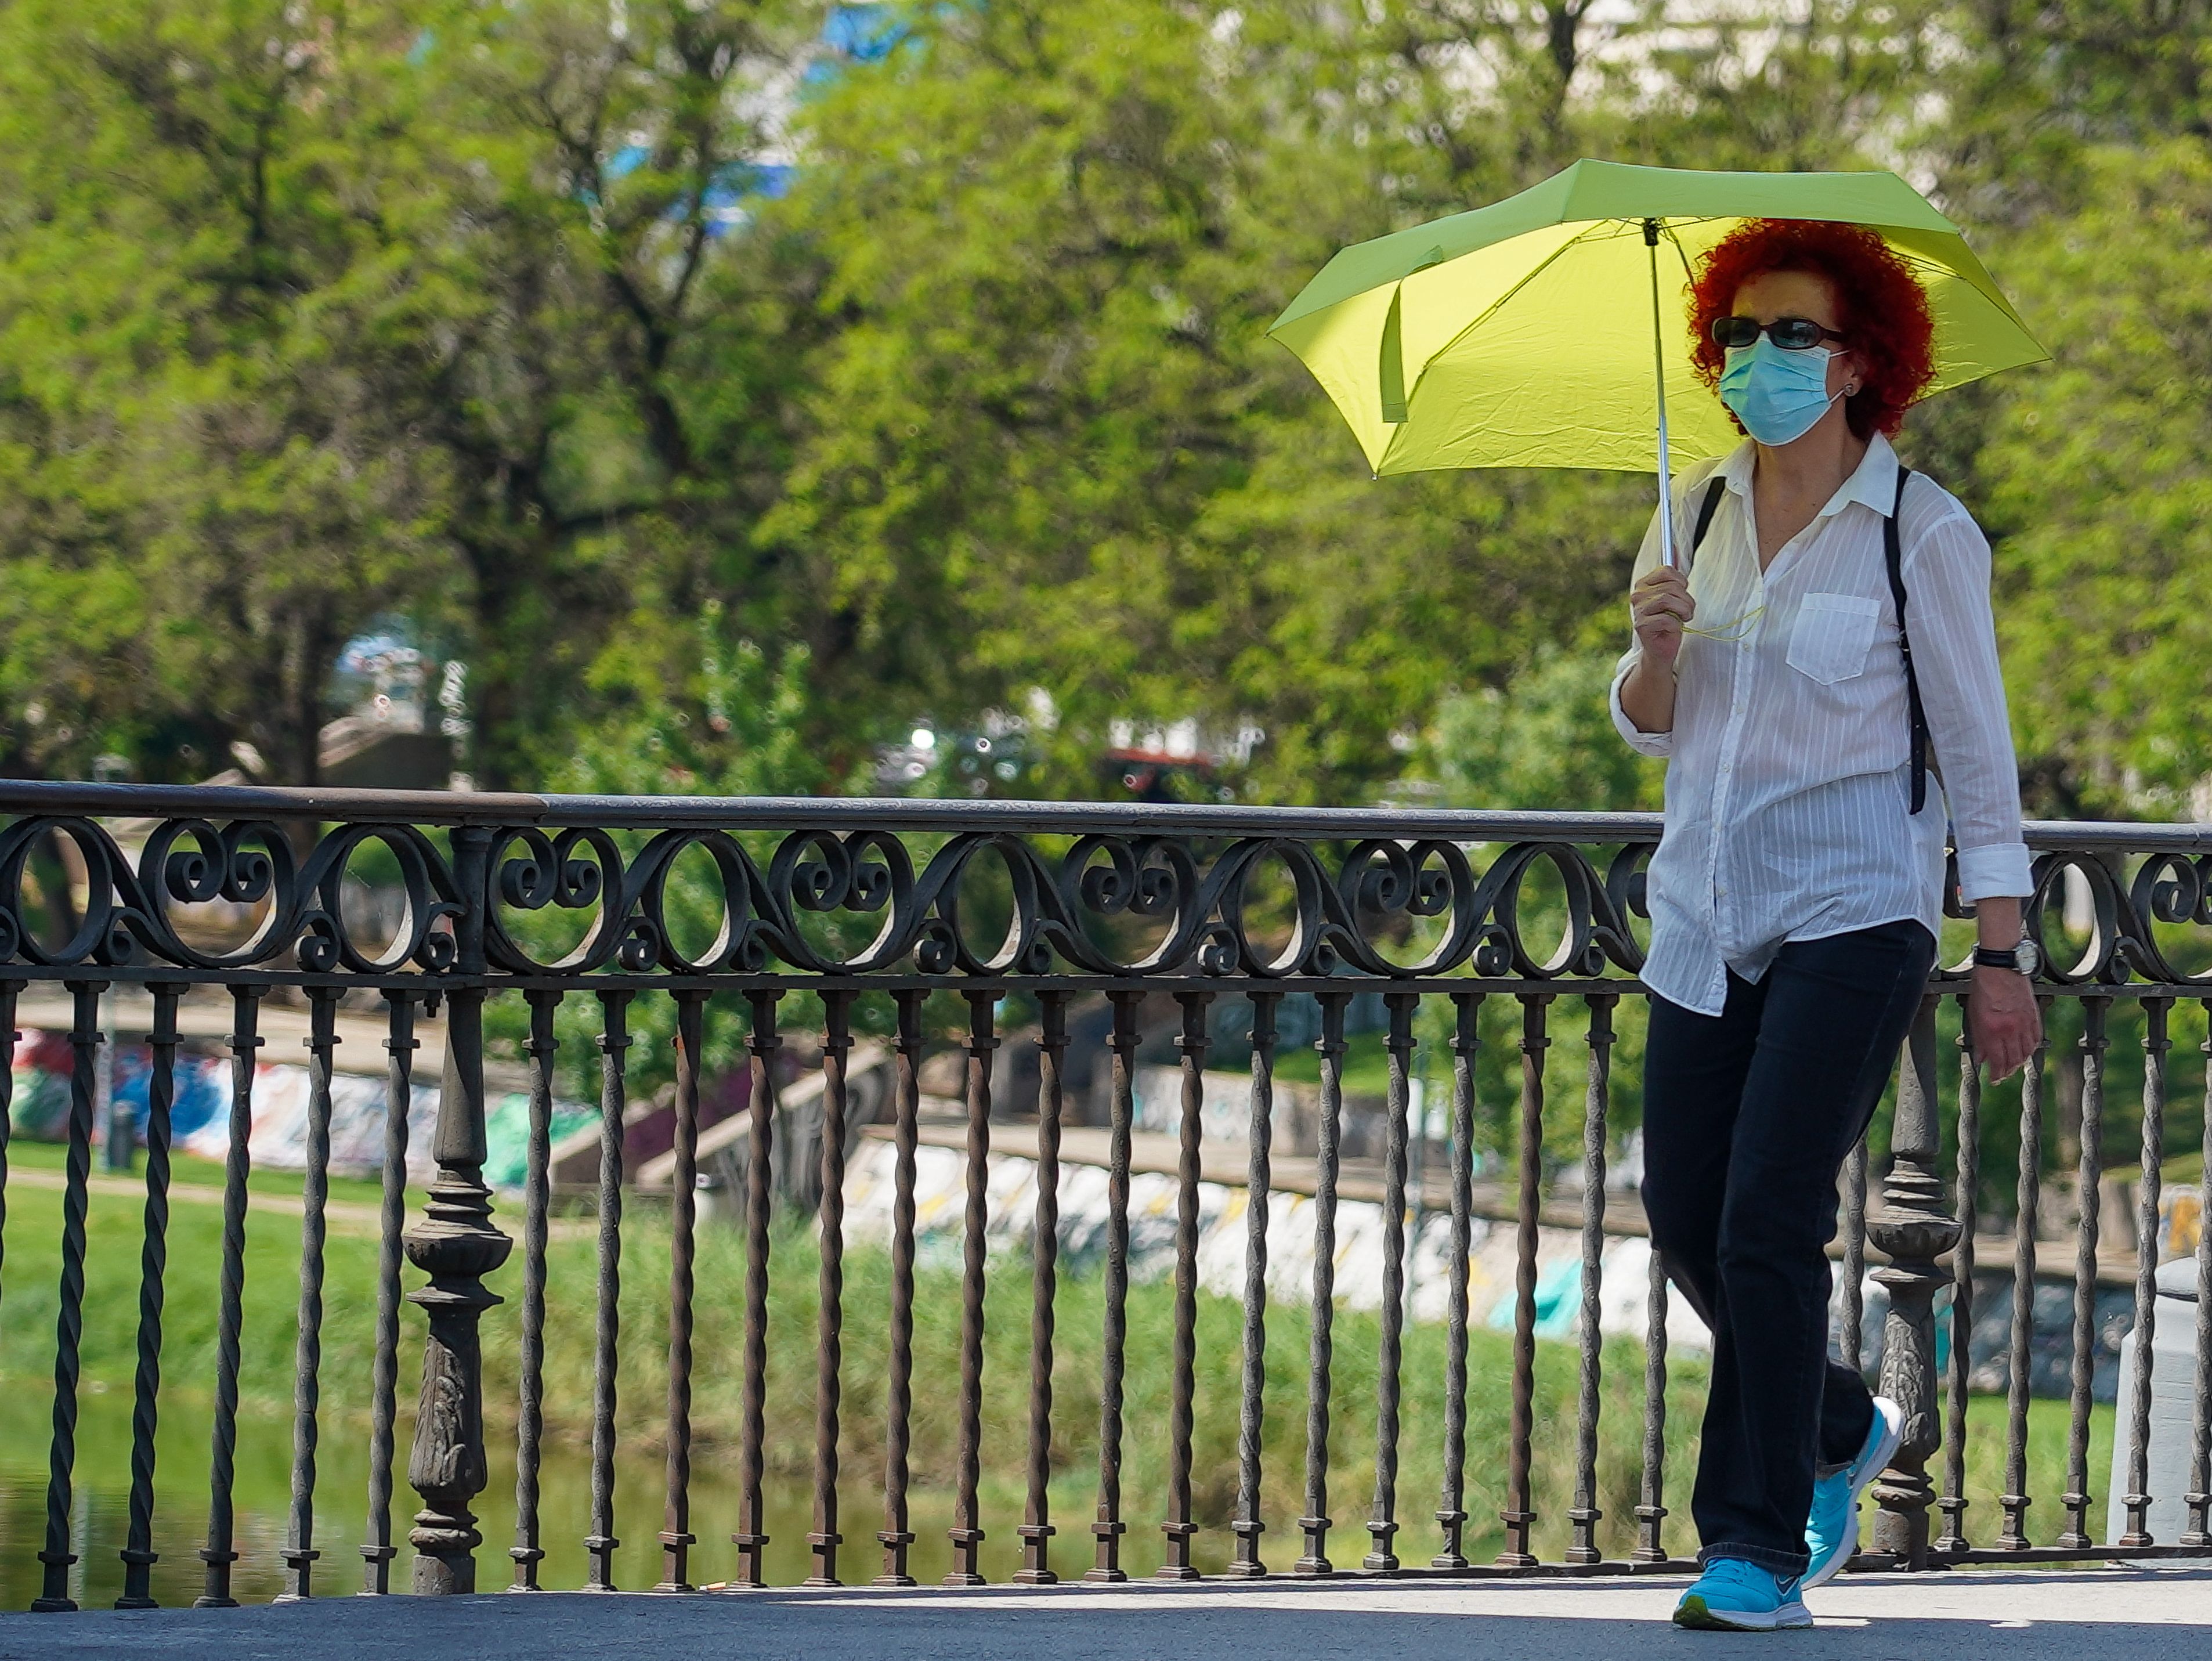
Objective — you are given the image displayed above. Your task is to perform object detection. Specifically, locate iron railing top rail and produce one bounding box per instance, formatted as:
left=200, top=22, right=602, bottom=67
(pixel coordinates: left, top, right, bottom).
left=0, top=776, right=2209, bottom=850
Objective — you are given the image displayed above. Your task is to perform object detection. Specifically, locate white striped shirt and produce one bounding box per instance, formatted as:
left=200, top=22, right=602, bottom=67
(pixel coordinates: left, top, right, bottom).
left=1608, top=434, right=2032, bottom=1017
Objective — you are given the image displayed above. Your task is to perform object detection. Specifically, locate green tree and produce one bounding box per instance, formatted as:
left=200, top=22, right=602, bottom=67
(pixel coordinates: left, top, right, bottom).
left=0, top=0, right=828, bottom=788
left=1425, top=645, right=1660, bottom=812
left=763, top=1, right=1292, bottom=777
left=410, top=0, right=829, bottom=786
left=1935, top=1, right=2212, bottom=221
left=1968, top=140, right=2212, bottom=815
left=0, top=0, right=450, bottom=781
left=1632, top=1, right=1943, bottom=174
left=766, top=1, right=1682, bottom=805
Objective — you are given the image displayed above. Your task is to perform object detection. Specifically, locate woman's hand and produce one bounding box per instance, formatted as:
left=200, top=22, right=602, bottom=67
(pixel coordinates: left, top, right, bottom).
left=1969, top=966, right=2041, bottom=1081
left=1631, top=566, right=1696, bottom=670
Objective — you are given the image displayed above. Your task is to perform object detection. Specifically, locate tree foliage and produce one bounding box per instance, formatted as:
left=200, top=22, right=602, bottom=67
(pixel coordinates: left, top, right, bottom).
left=0, top=1, right=2207, bottom=817
left=1971, top=140, right=2212, bottom=814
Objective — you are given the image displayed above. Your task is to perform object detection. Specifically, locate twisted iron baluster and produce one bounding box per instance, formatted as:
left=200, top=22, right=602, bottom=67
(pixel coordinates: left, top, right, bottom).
left=2057, top=996, right=2108, bottom=1550
left=1296, top=990, right=1349, bottom=1577
left=946, top=991, right=996, bottom=1586
left=808, top=991, right=855, bottom=1588
left=1230, top=991, right=1280, bottom=1579
left=2119, top=998, right=2170, bottom=1546
left=1997, top=1006, right=2051, bottom=1551
left=656, top=990, right=706, bottom=1593
left=31, top=979, right=103, bottom=1612
left=1433, top=992, right=1480, bottom=1570
left=2185, top=999, right=2212, bottom=1548
left=362, top=991, right=418, bottom=1596
left=1017, top=992, right=1069, bottom=1586
left=1498, top=994, right=1552, bottom=1569
left=1935, top=997, right=1980, bottom=1556
left=0, top=978, right=15, bottom=1598
left=509, top=989, right=558, bottom=1590
left=733, top=989, right=779, bottom=1588
left=584, top=990, right=632, bottom=1591
left=1364, top=991, right=1417, bottom=1575
left=197, top=987, right=262, bottom=1608
left=0, top=980, right=17, bottom=1380
left=1158, top=991, right=1211, bottom=1581
left=1632, top=1234, right=1672, bottom=1563
left=277, top=988, right=339, bottom=1602
left=0, top=984, right=16, bottom=1581
left=117, top=983, right=183, bottom=1608
left=1567, top=994, right=1615, bottom=1567
left=876, top=991, right=924, bottom=1586
left=1087, top=992, right=1140, bottom=1583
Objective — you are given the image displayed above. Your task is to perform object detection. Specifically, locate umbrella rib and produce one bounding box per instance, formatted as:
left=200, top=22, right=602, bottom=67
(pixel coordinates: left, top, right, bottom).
left=1668, top=223, right=1698, bottom=283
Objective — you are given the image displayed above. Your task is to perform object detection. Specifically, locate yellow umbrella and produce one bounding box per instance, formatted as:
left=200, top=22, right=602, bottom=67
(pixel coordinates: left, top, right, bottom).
left=1269, top=159, right=2045, bottom=564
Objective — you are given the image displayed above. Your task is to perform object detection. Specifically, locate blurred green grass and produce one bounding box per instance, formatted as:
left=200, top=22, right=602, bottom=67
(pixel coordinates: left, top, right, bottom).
left=0, top=1146, right=2130, bottom=1581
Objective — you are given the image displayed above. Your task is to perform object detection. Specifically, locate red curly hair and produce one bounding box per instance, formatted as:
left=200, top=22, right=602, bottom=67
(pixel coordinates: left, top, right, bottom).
left=1687, top=219, right=1936, bottom=440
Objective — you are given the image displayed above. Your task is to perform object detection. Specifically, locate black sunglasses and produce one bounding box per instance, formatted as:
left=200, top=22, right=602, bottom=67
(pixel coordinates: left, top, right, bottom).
left=1711, top=315, right=1848, bottom=351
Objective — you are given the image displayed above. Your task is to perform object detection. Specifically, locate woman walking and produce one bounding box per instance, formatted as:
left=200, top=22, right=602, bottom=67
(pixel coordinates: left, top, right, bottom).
left=1611, top=218, right=2041, bottom=1631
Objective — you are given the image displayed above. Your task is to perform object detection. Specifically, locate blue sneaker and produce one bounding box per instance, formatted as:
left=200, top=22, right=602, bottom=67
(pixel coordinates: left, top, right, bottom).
left=1802, top=1395, right=1904, bottom=1590
left=1672, top=1558, right=1812, bottom=1631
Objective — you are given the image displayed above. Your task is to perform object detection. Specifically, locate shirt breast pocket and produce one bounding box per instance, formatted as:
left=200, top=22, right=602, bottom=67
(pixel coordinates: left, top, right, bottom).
left=1785, top=591, right=1881, bottom=684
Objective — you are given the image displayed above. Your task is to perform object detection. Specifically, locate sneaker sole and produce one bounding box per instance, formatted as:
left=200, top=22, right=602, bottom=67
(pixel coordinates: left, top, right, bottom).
left=1673, top=1594, right=1814, bottom=1632
left=1801, top=1398, right=1907, bottom=1591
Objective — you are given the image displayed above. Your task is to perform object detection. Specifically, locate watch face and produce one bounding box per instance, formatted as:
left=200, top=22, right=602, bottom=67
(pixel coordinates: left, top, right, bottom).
left=2016, top=937, right=2043, bottom=977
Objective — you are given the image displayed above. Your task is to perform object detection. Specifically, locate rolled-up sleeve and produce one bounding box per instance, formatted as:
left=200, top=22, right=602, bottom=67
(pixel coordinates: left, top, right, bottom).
left=1610, top=649, right=1673, bottom=757
left=1906, top=503, right=2033, bottom=900
left=1609, top=488, right=1680, bottom=759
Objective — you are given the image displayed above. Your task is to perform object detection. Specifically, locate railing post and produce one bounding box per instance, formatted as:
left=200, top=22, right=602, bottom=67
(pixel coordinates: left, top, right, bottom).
left=1869, top=994, right=1959, bottom=1567
left=406, top=824, right=512, bottom=1594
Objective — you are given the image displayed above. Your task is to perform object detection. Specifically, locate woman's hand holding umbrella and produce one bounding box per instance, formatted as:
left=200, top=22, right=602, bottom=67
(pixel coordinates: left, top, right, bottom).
left=1621, top=566, right=1696, bottom=735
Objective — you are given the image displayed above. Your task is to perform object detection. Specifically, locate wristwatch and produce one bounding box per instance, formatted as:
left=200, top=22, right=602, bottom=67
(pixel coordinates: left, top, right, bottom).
left=1972, top=937, right=2043, bottom=976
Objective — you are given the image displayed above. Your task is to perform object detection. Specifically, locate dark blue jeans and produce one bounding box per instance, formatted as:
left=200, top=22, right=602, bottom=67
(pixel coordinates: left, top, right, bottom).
left=1642, top=918, right=1936, bottom=1577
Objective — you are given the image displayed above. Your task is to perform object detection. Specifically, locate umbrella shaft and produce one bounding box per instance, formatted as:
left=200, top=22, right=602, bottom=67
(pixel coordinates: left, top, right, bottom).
left=1648, top=222, right=1677, bottom=569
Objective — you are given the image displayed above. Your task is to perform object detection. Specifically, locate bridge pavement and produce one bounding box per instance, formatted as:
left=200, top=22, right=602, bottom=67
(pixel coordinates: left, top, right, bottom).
left=0, top=1569, right=2205, bottom=1660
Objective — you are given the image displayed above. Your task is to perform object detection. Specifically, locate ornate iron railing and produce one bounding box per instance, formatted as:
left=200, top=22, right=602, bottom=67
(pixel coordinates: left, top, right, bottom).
left=0, top=780, right=2206, bottom=1608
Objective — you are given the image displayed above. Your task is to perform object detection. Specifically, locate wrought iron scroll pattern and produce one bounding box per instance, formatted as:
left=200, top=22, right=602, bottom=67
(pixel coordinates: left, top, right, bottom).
left=15, top=811, right=2212, bottom=995
left=4, top=800, right=2212, bottom=995
left=0, top=818, right=1679, bottom=985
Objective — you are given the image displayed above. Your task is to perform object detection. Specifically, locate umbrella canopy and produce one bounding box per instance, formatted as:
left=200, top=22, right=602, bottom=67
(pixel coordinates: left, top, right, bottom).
left=1268, top=160, right=2046, bottom=478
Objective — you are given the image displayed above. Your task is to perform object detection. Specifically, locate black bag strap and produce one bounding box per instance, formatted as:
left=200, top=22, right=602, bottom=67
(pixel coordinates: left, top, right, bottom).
left=1687, top=474, right=1726, bottom=562
left=1882, top=465, right=1931, bottom=814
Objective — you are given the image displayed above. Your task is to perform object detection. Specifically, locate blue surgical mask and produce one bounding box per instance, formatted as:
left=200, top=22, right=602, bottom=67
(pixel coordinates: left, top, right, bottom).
left=1719, top=336, right=1844, bottom=446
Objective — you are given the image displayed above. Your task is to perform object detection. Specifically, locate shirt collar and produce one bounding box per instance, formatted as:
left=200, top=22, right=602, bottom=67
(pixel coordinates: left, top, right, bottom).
left=1712, top=431, right=1900, bottom=519
left=1833, top=432, right=1902, bottom=518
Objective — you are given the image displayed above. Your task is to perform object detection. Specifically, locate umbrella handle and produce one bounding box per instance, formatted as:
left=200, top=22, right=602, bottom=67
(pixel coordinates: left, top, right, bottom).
left=1646, top=219, right=1678, bottom=570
